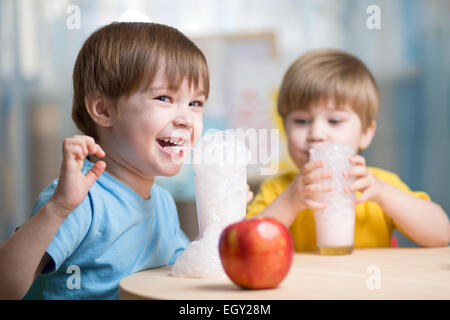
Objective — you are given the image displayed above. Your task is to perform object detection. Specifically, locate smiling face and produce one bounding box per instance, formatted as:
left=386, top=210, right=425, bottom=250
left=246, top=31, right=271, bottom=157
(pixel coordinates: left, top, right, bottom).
left=284, top=99, right=376, bottom=169
left=107, top=67, right=206, bottom=177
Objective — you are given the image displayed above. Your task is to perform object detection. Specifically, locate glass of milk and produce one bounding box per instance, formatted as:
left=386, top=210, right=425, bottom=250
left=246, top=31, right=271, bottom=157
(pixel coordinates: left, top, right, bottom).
left=170, top=130, right=250, bottom=278
left=309, top=142, right=356, bottom=255
left=192, top=130, right=250, bottom=237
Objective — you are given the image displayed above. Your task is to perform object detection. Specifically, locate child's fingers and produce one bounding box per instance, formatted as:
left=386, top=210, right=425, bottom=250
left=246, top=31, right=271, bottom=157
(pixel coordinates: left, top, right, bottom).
left=86, top=142, right=106, bottom=158
left=354, top=189, right=372, bottom=205
left=67, top=135, right=105, bottom=158
left=343, top=165, right=368, bottom=178
left=301, top=160, right=324, bottom=175
left=73, top=135, right=103, bottom=157
left=304, top=170, right=333, bottom=185
left=246, top=189, right=254, bottom=205
left=61, top=145, right=85, bottom=174
left=84, top=160, right=106, bottom=188
left=344, top=177, right=371, bottom=193
left=304, top=183, right=333, bottom=195
left=246, top=184, right=253, bottom=204
left=73, top=135, right=95, bottom=147
left=304, top=198, right=327, bottom=210
left=63, top=136, right=89, bottom=156
left=63, top=143, right=86, bottom=161
left=349, top=155, right=366, bottom=166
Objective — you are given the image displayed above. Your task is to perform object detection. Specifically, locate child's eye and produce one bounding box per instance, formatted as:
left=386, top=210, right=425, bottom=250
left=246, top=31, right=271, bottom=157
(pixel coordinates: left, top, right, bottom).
left=294, top=119, right=310, bottom=125
left=329, top=119, right=341, bottom=125
left=155, top=96, right=171, bottom=103
left=189, top=101, right=204, bottom=107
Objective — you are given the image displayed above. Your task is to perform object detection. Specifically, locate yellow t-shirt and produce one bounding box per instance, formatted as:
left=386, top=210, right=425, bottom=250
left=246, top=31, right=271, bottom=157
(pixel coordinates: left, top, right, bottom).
left=246, top=167, right=430, bottom=251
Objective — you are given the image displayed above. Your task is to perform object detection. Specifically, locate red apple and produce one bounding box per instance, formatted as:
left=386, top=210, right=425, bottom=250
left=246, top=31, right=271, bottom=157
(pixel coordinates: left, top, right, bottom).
left=219, top=217, right=294, bottom=289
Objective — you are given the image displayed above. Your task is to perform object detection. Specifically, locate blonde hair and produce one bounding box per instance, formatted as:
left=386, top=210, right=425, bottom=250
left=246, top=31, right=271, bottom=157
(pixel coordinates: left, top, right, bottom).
left=72, top=22, right=209, bottom=140
left=278, top=48, right=379, bottom=131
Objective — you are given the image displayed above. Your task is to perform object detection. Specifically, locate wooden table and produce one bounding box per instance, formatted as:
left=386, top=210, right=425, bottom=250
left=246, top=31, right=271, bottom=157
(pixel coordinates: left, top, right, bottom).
left=119, top=247, right=450, bottom=300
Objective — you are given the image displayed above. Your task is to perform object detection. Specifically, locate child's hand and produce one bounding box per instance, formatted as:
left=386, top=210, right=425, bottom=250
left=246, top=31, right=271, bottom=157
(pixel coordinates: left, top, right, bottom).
left=246, top=184, right=254, bottom=206
left=343, top=155, right=383, bottom=204
left=289, top=160, right=334, bottom=211
left=50, top=135, right=106, bottom=218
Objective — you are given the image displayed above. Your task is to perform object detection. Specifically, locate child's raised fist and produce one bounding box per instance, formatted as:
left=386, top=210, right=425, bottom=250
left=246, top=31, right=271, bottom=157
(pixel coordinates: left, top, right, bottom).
left=50, top=135, right=106, bottom=218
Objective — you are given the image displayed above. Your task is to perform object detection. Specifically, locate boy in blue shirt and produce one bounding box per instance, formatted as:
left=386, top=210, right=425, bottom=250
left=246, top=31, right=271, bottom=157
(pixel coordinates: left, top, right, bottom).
left=0, top=22, right=209, bottom=299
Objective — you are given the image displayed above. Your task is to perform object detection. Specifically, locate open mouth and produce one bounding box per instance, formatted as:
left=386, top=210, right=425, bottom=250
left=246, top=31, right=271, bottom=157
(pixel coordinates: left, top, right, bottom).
left=156, top=137, right=187, bottom=156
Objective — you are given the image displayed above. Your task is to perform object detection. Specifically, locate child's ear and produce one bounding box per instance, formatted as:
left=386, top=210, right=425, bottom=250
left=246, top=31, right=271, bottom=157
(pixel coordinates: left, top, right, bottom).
left=359, top=120, right=377, bottom=150
left=85, top=93, right=113, bottom=128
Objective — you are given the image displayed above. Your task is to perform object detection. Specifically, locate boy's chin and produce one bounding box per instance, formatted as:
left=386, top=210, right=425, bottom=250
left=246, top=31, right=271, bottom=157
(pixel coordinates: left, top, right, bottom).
left=161, top=169, right=181, bottom=177
left=292, top=153, right=309, bottom=168
left=157, top=163, right=184, bottom=177
left=289, top=157, right=305, bottom=170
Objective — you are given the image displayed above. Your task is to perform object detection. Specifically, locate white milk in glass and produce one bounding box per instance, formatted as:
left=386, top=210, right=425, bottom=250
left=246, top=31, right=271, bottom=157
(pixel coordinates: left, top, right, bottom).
left=170, top=130, right=250, bottom=277
left=309, top=142, right=356, bottom=255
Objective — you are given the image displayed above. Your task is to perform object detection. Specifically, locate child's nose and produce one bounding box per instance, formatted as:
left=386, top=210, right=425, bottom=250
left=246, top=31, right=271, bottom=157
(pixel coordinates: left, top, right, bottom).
left=307, top=120, right=326, bottom=142
left=173, top=110, right=194, bottom=129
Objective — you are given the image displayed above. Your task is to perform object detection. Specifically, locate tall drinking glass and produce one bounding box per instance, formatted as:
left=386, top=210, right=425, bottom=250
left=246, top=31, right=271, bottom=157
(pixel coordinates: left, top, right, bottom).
left=193, top=130, right=250, bottom=237
left=170, top=130, right=250, bottom=278
left=309, top=142, right=356, bottom=255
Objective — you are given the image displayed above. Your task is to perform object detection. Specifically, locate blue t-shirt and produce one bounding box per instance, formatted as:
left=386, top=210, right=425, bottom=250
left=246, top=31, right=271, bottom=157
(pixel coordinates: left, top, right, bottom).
left=23, top=159, right=190, bottom=299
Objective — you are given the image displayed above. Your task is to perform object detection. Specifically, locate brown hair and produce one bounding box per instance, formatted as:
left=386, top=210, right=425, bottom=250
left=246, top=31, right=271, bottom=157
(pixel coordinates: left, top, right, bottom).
left=72, top=22, right=209, bottom=140
left=278, top=48, right=379, bottom=131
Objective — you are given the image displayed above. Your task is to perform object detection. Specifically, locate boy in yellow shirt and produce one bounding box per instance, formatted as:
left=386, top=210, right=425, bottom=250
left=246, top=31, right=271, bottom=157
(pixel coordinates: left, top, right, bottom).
left=247, top=49, right=450, bottom=251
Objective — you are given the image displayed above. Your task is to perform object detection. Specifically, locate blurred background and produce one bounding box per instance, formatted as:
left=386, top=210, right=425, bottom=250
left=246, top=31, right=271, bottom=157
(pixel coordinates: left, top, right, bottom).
left=1, top=0, right=449, bottom=245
